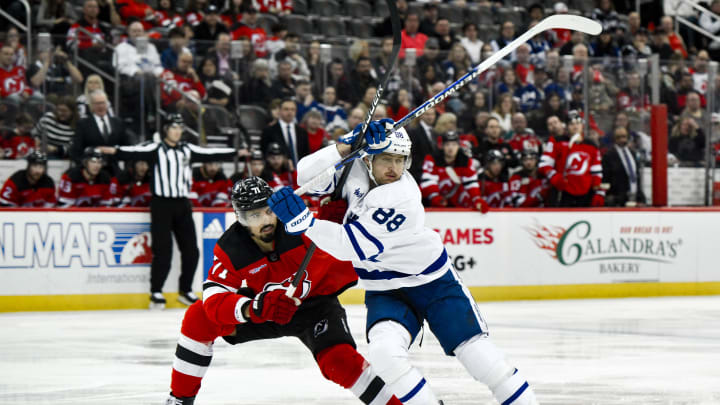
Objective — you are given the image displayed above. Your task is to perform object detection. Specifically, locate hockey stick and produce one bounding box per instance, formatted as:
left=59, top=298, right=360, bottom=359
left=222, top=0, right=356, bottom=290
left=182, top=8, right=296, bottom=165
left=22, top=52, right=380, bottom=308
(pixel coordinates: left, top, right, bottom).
left=285, top=0, right=402, bottom=298
left=293, top=15, right=602, bottom=199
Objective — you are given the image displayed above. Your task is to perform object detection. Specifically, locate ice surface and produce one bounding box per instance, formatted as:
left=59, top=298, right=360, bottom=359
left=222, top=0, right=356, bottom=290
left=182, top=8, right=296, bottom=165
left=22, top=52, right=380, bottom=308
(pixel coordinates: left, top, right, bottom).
left=1, top=296, right=719, bottom=404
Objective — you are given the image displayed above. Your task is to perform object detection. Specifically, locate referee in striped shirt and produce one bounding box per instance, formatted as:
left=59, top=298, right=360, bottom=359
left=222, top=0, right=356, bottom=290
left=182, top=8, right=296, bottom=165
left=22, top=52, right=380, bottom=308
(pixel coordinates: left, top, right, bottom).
left=98, top=114, right=247, bottom=308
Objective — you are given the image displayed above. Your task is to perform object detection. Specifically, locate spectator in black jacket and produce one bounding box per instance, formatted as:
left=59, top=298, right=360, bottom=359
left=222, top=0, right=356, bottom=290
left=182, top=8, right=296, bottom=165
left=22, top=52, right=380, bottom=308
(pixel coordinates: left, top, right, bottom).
left=602, top=126, right=646, bottom=206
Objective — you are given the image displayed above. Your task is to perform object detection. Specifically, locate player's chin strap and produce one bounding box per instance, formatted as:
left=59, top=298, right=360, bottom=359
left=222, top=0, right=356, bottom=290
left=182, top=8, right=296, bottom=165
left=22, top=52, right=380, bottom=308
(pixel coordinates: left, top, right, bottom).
left=285, top=0, right=402, bottom=299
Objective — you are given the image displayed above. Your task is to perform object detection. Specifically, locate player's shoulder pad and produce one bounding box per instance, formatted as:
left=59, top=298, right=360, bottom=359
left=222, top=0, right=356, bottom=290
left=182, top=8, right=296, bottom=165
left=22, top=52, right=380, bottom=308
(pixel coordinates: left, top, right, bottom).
left=38, top=174, right=55, bottom=188
left=364, top=174, right=421, bottom=210
left=10, top=170, right=26, bottom=184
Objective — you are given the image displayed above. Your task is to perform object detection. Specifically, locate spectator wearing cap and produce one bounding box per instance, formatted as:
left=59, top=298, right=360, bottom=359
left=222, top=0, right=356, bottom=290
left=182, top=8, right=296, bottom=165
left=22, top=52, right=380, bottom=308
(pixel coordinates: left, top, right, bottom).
left=115, top=0, right=158, bottom=30
left=193, top=4, right=229, bottom=50
left=459, top=23, right=483, bottom=65
left=551, top=2, right=571, bottom=46
left=231, top=7, right=268, bottom=58
left=161, top=27, right=190, bottom=70
left=70, top=90, right=132, bottom=175
left=602, top=126, right=645, bottom=207
left=0, top=151, right=56, bottom=207
left=490, top=21, right=517, bottom=62
left=419, top=3, right=439, bottom=37
left=400, top=13, right=429, bottom=59
left=261, top=98, right=310, bottom=168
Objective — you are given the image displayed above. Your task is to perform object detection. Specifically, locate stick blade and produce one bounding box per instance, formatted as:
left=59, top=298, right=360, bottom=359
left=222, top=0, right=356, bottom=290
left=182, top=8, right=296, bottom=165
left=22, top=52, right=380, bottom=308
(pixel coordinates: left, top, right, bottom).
left=542, top=14, right=603, bottom=36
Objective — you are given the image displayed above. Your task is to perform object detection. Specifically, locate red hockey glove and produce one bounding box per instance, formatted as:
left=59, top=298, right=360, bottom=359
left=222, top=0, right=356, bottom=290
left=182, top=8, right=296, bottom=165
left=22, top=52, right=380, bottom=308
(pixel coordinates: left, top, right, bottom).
left=549, top=173, right=567, bottom=191
left=316, top=198, right=349, bottom=224
left=472, top=197, right=490, bottom=214
left=591, top=193, right=605, bottom=207
left=430, top=195, right=448, bottom=207
left=246, top=289, right=299, bottom=324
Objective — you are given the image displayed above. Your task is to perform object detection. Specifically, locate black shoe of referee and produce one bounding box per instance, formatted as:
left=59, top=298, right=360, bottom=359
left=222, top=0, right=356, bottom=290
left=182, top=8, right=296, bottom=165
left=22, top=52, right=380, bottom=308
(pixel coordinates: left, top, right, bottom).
left=150, top=292, right=166, bottom=310
left=178, top=291, right=199, bottom=306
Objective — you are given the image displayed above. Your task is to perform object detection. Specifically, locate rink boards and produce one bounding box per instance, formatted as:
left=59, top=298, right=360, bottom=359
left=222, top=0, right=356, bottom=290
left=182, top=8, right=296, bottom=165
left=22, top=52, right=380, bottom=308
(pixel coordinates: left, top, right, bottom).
left=1, top=207, right=719, bottom=311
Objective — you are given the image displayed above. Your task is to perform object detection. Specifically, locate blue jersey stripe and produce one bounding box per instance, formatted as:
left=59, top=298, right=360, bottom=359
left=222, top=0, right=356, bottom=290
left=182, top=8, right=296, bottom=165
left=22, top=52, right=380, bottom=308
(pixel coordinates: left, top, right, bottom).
left=398, top=378, right=426, bottom=403
left=344, top=223, right=366, bottom=260
left=348, top=221, right=384, bottom=254
left=355, top=249, right=449, bottom=281
left=502, top=381, right=529, bottom=405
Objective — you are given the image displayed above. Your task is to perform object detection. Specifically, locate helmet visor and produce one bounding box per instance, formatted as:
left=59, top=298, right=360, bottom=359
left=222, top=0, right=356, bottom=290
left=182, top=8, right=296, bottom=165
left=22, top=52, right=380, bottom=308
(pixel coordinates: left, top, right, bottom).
left=237, top=206, right=276, bottom=228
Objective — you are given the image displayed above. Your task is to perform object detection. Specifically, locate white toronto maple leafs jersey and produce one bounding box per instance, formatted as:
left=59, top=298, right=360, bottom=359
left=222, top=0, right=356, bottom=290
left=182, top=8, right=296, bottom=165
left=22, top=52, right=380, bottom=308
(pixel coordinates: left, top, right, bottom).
left=297, top=145, right=451, bottom=291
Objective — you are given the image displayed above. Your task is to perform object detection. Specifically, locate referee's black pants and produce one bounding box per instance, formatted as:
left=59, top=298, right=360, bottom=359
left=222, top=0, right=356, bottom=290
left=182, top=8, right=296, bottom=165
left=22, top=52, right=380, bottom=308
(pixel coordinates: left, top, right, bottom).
left=150, top=197, right=199, bottom=294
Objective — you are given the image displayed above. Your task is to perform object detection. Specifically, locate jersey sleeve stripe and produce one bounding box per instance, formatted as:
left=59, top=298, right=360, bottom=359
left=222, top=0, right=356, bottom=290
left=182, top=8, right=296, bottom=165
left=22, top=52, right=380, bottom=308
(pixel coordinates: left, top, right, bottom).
left=347, top=221, right=384, bottom=254
left=344, top=223, right=367, bottom=261
left=355, top=249, right=449, bottom=281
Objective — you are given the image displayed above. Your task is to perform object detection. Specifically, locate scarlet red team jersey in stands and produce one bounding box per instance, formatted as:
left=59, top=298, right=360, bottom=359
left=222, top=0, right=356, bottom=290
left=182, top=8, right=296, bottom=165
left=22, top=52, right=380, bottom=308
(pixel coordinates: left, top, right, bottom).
left=159, top=69, right=206, bottom=107
left=478, top=172, right=509, bottom=208
left=539, top=136, right=603, bottom=197
left=190, top=168, right=230, bottom=207
left=116, top=172, right=151, bottom=207
left=251, top=0, right=293, bottom=13
left=1, top=134, right=35, bottom=159
left=420, top=153, right=481, bottom=208
left=184, top=11, right=203, bottom=26
left=58, top=167, right=117, bottom=207
left=0, top=170, right=56, bottom=207
left=153, top=10, right=184, bottom=28
left=66, top=21, right=107, bottom=50
left=508, top=132, right=543, bottom=154
left=116, top=0, right=157, bottom=30
left=507, top=170, right=549, bottom=208
left=0, top=65, right=31, bottom=98
left=202, top=222, right=358, bottom=325
left=231, top=25, right=268, bottom=57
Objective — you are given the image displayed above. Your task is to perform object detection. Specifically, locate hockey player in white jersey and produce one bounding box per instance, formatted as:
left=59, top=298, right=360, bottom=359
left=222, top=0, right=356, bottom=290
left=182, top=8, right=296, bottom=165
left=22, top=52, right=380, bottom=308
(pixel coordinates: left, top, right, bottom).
left=268, top=119, right=538, bottom=405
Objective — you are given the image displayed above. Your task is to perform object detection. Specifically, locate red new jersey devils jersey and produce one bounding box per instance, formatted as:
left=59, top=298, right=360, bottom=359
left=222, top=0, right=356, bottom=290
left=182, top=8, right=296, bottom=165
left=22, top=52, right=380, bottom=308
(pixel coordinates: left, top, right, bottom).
left=191, top=167, right=230, bottom=207
left=420, top=153, right=480, bottom=208
left=2, top=134, right=35, bottom=159
left=58, top=167, right=117, bottom=207
left=202, top=222, right=358, bottom=325
left=116, top=170, right=151, bottom=207
left=159, top=69, right=206, bottom=107
left=0, top=65, right=31, bottom=98
left=507, top=170, right=549, bottom=207
left=508, top=132, right=542, bottom=154
left=0, top=170, right=56, bottom=207
left=539, top=136, right=603, bottom=196
left=479, top=172, right=509, bottom=208
left=231, top=25, right=268, bottom=57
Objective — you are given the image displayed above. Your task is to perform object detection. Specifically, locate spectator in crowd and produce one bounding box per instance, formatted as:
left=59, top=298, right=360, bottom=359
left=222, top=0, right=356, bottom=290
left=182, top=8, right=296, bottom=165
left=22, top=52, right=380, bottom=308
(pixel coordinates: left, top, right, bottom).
left=560, top=30, right=588, bottom=56
left=231, top=149, right=283, bottom=189
left=699, top=0, right=720, bottom=60
left=77, top=74, right=115, bottom=119
left=387, top=88, right=411, bottom=122
left=265, top=141, right=295, bottom=187
left=261, top=98, right=310, bottom=168
left=591, top=0, right=621, bottom=31
left=159, top=50, right=206, bottom=110
left=673, top=72, right=705, bottom=116
left=459, top=91, right=486, bottom=134
left=443, top=43, right=471, bottom=86
left=479, top=149, right=509, bottom=208
left=417, top=38, right=446, bottom=84
left=587, top=68, right=617, bottom=114
left=602, top=126, right=646, bottom=207
left=116, top=159, right=152, bottom=207
left=621, top=28, right=652, bottom=67
left=221, top=0, right=244, bottom=28
left=327, top=59, right=353, bottom=109
left=27, top=46, right=83, bottom=97
left=116, top=0, right=157, bottom=29
left=70, top=90, right=132, bottom=174
left=316, top=86, right=348, bottom=132
left=477, top=116, right=516, bottom=171
left=490, top=93, right=516, bottom=133
left=198, top=56, right=229, bottom=105
left=433, top=112, right=458, bottom=141
left=528, top=3, right=545, bottom=24
left=527, top=24, right=552, bottom=65
left=271, top=59, right=297, bottom=100
left=551, top=2, right=571, bottom=46
left=36, top=0, right=78, bottom=37
left=210, top=33, right=235, bottom=79
left=345, top=107, right=365, bottom=136
left=183, top=0, right=208, bottom=27
left=270, top=33, right=310, bottom=82
left=58, top=147, right=117, bottom=207
left=679, top=91, right=707, bottom=128
left=240, top=58, right=273, bottom=108
left=95, top=0, right=122, bottom=26
left=0, top=151, right=56, bottom=207
left=508, top=112, right=542, bottom=153
left=190, top=161, right=230, bottom=207
left=514, top=76, right=543, bottom=113
left=692, top=51, right=710, bottom=95
left=539, top=114, right=604, bottom=207
left=161, top=27, right=190, bottom=70
left=419, top=2, right=439, bottom=36
left=33, top=96, right=77, bottom=158
left=354, top=85, right=378, bottom=115
left=348, top=39, right=371, bottom=68
left=670, top=117, right=706, bottom=164
left=528, top=92, right=566, bottom=139
left=0, top=44, right=33, bottom=105
left=194, top=4, right=229, bottom=49
left=614, top=111, right=650, bottom=160
left=301, top=109, right=328, bottom=154
left=433, top=17, right=456, bottom=51
left=254, top=0, right=293, bottom=14
left=408, top=106, right=438, bottom=184
left=495, top=68, right=520, bottom=99
left=660, top=15, right=688, bottom=58
left=650, top=29, right=675, bottom=60
left=375, top=0, right=407, bottom=37
left=514, top=44, right=535, bottom=85
left=591, top=30, right=620, bottom=60
left=1, top=26, right=26, bottom=67
left=459, top=22, right=482, bottom=65
left=349, top=57, right=378, bottom=106
left=154, top=0, right=184, bottom=29
left=490, top=21, right=517, bottom=62
left=507, top=148, right=548, bottom=207
left=231, top=7, right=268, bottom=58
left=67, top=0, right=113, bottom=74
left=400, top=12, right=428, bottom=59
left=2, top=113, right=35, bottom=159
left=373, top=37, right=394, bottom=78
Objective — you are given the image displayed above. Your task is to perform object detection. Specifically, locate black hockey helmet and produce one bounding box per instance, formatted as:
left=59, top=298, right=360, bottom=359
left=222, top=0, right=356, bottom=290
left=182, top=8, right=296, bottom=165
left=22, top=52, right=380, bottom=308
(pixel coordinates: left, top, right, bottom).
left=82, top=146, right=103, bottom=163
left=26, top=151, right=48, bottom=166
left=441, top=130, right=460, bottom=143
left=231, top=176, right=273, bottom=213
left=520, top=147, right=539, bottom=160
left=266, top=142, right=284, bottom=156
left=250, top=149, right=264, bottom=161
left=484, top=149, right=505, bottom=166
left=163, top=113, right=184, bottom=131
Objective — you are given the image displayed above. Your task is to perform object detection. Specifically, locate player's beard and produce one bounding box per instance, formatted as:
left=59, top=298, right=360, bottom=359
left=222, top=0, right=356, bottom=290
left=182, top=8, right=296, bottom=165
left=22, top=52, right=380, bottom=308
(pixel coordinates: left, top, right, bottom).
left=256, top=224, right=276, bottom=243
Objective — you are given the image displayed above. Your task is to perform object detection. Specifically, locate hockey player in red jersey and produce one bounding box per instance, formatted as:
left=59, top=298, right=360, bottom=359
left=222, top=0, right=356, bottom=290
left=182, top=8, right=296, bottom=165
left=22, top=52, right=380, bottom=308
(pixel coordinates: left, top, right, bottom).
left=116, top=160, right=151, bottom=207
left=166, top=177, right=403, bottom=405
left=190, top=161, right=230, bottom=207
left=0, top=151, right=56, bottom=207
left=421, top=131, right=489, bottom=213
left=479, top=149, right=510, bottom=208
left=507, top=148, right=549, bottom=207
left=538, top=113, right=605, bottom=207
left=58, top=147, right=117, bottom=207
